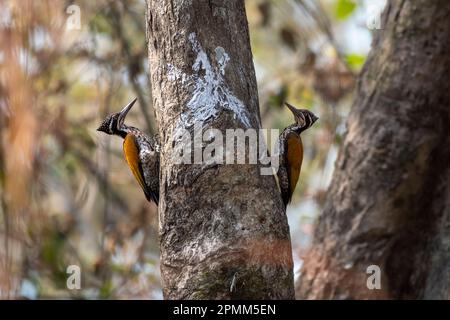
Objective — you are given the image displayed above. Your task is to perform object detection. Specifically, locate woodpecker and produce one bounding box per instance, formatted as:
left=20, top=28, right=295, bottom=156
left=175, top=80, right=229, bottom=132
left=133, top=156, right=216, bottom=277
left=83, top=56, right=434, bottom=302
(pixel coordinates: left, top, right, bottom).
left=277, top=103, right=318, bottom=207
left=97, top=98, right=160, bottom=205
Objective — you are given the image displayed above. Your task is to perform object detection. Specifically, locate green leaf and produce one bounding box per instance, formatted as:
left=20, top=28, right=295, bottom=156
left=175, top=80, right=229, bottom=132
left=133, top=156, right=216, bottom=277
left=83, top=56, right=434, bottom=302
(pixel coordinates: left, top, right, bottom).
left=346, top=53, right=366, bottom=70
left=335, top=0, right=357, bottom=20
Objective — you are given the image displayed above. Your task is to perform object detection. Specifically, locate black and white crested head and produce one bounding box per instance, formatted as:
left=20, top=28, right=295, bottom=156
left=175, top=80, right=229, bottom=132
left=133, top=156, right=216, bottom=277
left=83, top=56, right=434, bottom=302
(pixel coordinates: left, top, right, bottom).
left=97, top=98, right=137, bottom=136
left=97, top=113, right=120, bottom=135
left=285, top=102, right=318, bottom=131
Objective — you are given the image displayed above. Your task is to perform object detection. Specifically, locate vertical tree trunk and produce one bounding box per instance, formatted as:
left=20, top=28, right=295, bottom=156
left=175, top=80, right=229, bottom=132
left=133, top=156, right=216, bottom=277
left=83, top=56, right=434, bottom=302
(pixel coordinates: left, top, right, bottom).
left=297, top=0, right=450, bottom=299
left=146, top=0, right=294, bottom=299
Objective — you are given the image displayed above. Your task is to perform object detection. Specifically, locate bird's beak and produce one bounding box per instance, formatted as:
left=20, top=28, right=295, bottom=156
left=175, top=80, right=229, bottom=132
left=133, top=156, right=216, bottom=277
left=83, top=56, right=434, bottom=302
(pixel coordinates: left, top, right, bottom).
left=311, top=113, right=319, bottom=124
left=285, top=102, right=304, bottom=124
left=285, top=102, right=298, bottom=114
left=118, top=97, right=137, bottom=123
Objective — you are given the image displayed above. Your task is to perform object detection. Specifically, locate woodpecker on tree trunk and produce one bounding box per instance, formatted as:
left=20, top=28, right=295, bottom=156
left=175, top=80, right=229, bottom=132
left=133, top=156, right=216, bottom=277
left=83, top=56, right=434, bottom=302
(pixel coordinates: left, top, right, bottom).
left=97, top=98, right=160, bottom=205
left=277, top=103, right=318, bottom=207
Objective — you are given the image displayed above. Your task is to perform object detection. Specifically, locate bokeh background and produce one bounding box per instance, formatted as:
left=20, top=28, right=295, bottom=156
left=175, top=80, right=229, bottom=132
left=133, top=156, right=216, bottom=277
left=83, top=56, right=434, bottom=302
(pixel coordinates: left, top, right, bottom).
left=0, top=0, right=386, bottom=299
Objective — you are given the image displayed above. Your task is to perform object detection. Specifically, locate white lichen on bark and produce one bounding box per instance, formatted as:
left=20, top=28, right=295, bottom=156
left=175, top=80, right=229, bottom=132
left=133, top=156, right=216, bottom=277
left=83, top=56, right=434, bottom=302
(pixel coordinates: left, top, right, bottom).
left=167, top=32, right=251, bottom=144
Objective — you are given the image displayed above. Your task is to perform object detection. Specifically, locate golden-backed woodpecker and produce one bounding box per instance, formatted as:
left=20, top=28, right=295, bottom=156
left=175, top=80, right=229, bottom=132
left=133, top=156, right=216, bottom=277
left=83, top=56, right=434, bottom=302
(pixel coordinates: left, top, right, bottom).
left=277, top=103, right=318, bottom=207
left=97, top=98, right=160, bottom=205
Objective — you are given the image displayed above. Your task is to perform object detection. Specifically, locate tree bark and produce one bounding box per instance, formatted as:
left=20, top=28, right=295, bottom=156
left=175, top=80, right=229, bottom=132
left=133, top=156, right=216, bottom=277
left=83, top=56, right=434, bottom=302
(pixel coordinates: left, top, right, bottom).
left=146, top=0, right=294, bottom=299
left=297, top=0, right=450, bottom=299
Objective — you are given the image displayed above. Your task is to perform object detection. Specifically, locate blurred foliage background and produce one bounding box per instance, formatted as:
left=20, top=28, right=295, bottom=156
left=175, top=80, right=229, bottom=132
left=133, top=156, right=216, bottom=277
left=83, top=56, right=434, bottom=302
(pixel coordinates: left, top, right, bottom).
left=0, top=0, right=385, bottom=299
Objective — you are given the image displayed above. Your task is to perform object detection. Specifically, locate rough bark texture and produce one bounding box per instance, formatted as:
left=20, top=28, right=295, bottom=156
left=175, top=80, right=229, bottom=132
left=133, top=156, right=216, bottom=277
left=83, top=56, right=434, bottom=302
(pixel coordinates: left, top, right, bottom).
left=146, top=0, right=294, bottom=299
left=297, top=0, right=450, bottom=299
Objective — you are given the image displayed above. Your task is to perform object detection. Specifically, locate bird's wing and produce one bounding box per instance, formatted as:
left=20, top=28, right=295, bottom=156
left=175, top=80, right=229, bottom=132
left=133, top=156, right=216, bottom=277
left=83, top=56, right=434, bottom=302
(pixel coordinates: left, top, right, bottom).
left=123, top=133, right=152, bottom=202
left=285, top=133, right=303, bottom=202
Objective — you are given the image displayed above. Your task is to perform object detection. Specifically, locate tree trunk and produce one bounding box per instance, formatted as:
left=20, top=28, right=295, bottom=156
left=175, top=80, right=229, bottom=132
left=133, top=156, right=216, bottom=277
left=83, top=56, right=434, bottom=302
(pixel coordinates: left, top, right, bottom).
left=297, top=0, right=450, bottom=299
left=146, top=0, right=294, bottom=299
